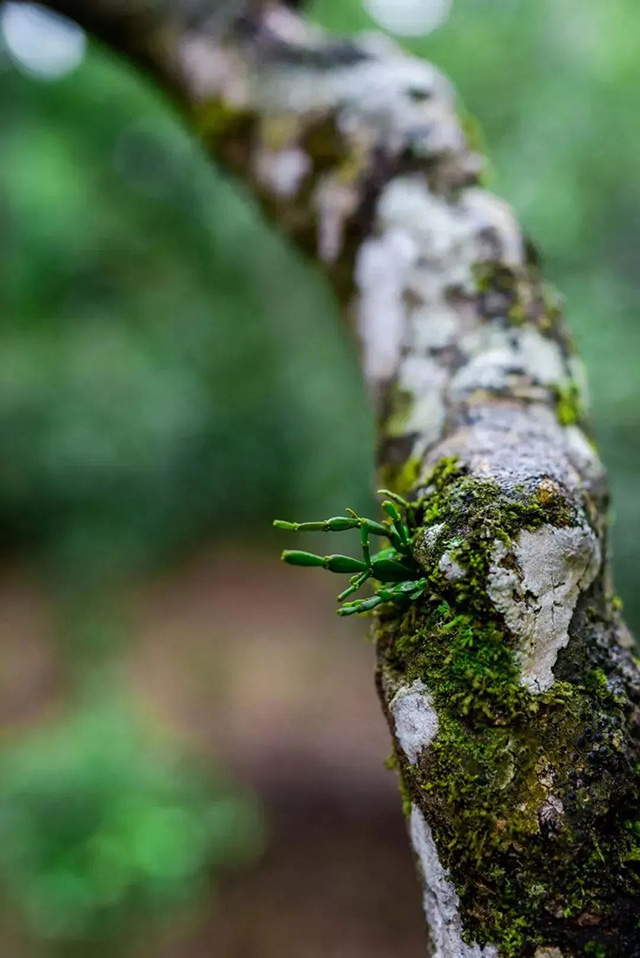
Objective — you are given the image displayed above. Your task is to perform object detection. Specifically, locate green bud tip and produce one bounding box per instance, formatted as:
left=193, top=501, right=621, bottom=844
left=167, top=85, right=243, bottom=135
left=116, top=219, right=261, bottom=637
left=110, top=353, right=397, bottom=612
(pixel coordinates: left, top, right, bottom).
left=281, top=550, right=327, bottom=568
left=377, top=489, right=409, bottom=507
left=382, top=500, right=401, bottom=520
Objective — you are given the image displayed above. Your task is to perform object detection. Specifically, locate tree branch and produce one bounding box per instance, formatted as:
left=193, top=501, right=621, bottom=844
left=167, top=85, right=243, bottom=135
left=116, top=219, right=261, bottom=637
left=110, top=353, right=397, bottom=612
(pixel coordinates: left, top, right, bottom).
left=27, top=1, right=640, bottom=955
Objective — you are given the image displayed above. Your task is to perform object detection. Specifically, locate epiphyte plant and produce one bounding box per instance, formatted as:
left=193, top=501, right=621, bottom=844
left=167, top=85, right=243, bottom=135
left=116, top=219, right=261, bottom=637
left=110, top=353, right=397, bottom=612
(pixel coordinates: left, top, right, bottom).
left=273, top=491, right=427, bottom=616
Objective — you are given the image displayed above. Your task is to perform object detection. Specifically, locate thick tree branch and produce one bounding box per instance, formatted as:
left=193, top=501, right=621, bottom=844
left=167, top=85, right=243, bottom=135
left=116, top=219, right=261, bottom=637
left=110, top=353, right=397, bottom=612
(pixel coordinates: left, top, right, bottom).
left=26, top=1, right=640, bottom=955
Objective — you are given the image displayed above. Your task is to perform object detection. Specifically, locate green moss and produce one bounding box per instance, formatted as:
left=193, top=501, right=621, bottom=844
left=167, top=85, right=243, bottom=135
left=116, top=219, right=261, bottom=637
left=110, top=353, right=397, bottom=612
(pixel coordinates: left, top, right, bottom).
left=194, top=100, right=254, bottom=140
left=376, top=459, right=640, bottom=955
left=378, top=455, right=423, bottom=500
left=395, top=603, right=523, bottom=720
left=542, top=282, right=564, bottom=325
left=472, top=262, right=573, bottom=354
left=473, top=262, right=534, bottom=327
left=473, top=261, right=518, bottom=296
left=398, top=764, right=414, bottom=819
left=414, top=465, right=575, bottom=611
left=611, top=594, right=624, bottom=613
left=383, top=594, right=640, bottom=954
left=585, top=945, right=608, bottom=958
left=459, top=108, right=487, bottom=157
left=554, top=379, right=583, bottom=426
left=384, top=386, right=417, bottom=438
left=419, top=456, right=466, bottom=525
left=507, top=300, right=527, bottom=325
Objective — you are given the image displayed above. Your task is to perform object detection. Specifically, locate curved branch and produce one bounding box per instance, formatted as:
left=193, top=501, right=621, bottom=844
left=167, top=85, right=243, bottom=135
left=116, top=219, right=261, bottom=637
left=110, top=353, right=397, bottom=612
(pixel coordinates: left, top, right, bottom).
left=25, top=1, right=640, bottom=955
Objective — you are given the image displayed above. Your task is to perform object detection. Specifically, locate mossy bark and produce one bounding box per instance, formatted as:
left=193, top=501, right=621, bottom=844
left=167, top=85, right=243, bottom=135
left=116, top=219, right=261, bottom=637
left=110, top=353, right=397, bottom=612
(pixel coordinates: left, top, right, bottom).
left=377, top=465, right=640, bottom=957
left=30, top=0, right=640, bottom=953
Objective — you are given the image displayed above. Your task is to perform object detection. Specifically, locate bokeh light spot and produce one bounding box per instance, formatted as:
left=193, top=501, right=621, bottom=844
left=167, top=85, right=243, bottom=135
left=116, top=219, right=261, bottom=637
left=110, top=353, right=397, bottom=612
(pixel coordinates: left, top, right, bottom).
left=364, top=0, right=453, bottom=36
left=1, top=2, right=86, bottom=80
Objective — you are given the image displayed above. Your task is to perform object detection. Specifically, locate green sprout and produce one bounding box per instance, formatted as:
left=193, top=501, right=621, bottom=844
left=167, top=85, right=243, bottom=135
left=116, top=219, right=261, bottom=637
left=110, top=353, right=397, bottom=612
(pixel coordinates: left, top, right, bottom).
left=274, top=490, right=427, bottom=616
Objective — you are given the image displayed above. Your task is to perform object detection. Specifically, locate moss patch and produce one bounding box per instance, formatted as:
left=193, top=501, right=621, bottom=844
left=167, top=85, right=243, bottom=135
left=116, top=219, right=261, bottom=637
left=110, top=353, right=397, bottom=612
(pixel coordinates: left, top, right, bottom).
left=554, top=380, right=583, bottom=427
left=377, top=461, right=640, bottom=956
left=383, top=604, right=640, bottom=955
left=472, top=262, right=575, bottom=361
left=378, top=454, right=423, bottom=500
left=414, top=461, right=576, bottom=617
left=384, top=386, right=418, bottom=438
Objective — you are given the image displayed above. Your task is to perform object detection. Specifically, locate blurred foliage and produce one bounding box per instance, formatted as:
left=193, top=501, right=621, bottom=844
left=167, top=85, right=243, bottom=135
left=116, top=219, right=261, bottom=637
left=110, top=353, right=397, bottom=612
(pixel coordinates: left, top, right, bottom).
left=0, top=38, right=372, bottom=582
left=0, top=702, right=263, bottom=952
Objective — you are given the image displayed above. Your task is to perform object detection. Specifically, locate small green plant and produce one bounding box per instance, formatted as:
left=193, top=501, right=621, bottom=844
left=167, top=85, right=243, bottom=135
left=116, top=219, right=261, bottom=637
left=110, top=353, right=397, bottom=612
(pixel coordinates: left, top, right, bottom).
left=274, top=490, right=427, bottom=615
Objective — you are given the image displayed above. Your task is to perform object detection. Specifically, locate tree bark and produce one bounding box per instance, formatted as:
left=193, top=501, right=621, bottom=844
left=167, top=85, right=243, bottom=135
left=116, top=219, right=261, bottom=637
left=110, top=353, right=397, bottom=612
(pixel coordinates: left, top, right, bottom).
left=25, top=1, right=640, bottom=954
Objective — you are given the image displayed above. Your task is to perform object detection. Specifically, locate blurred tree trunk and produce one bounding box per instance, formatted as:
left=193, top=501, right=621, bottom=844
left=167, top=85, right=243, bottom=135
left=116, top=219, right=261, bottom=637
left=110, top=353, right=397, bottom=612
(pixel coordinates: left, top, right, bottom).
left=26, top=1, right=640, bottom=955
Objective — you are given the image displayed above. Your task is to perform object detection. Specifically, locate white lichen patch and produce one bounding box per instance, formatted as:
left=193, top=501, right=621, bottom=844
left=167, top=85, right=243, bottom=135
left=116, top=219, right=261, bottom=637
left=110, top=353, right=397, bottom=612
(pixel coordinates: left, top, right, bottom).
left=564, top=425, right=605, bottom=486
left=390, top=680, right=439, bottom=764
left=390, top=354, right=448, bottom=450
left=377, top=177, right=472, bottom=274
left=247, top=35, right=466, bottom=162
left=410, top=806, right=498, bottom=958
left=411, top=302, right=461, bottom=352
left=415, top=523, right=447, bottom=568
left=487, top=524, right=601, bottom=693
left=357, top=171, right=525, bottom=410
left=453, top=325, right=568, bottom=400
left=376, top=178, right=524, bottom=274
left=355, top=171, right=526, bottom=414
left=330, top=55, right=463, bottom=159
left=316, top=174, right=360, bottom=264
left=539, top=794, right=564, bottom=828
left=534, top=948, right=565, bottom=958
left=439, top=551, right=466, bottom=583
left=263, top=3, right=319, bottom=45
left=355, top=227, right=418, bottom=382
left=405, top=394, right=447, bottom=456
left=461, top=188, right=524, bottom=267
left=178, top=36, right=250, bottom=103
left=616, top=620, right=636, bottom=651
left=255, top=146, right=311, bottom=198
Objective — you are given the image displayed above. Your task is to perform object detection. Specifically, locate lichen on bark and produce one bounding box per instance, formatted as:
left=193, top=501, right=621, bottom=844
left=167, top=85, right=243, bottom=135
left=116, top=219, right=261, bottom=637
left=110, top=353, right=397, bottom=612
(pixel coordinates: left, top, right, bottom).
left=377, top=461, right=640, bottom=957
left=26, top=0, right=640, bottom=953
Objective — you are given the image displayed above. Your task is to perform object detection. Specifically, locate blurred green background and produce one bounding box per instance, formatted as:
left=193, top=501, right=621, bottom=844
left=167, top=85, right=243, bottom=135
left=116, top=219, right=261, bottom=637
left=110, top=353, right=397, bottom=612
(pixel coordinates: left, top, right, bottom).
left=0, top=0, right=639, bottom=954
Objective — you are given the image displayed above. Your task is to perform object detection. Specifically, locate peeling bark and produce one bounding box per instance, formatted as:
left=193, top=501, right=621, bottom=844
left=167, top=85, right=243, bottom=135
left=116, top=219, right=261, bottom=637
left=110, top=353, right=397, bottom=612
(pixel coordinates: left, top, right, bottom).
left=27, top=1, right=640, bottom=954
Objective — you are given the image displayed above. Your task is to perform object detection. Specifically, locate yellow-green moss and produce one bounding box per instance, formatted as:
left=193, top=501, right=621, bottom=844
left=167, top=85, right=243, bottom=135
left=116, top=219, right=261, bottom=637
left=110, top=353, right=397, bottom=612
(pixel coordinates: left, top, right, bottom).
left=378, top=455, right=423, bottom=500
left=555, top=380, right=583, bottom=426
left=384, top=386, right=418, bottom=438
left=377, top=460, right=640, bottom=956
left=383, top=595, right=640, bottom=955
left=472, top=262, right=574, bottom=358
left=194, top=100, right=254, bottom=140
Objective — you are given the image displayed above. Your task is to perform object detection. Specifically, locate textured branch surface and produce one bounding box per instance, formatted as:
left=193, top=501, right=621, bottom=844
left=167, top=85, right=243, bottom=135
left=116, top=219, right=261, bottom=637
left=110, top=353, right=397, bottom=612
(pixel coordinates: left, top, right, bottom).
left=32, top=1, right=640, bottom=955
